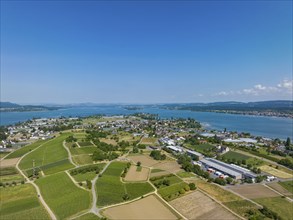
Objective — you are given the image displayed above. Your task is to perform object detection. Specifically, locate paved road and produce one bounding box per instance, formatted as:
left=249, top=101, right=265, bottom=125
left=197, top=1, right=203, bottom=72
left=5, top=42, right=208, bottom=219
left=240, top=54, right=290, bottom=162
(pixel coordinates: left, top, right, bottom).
left=15, top=141, right=57, bottom=220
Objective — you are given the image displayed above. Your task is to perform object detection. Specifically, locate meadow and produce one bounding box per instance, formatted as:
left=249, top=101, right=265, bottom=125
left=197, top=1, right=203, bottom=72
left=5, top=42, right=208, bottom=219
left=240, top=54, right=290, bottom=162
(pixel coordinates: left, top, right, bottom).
left=96, top=162, right=154, bottom=207
left=72, top=154, right=93, bottom=165
left=35, top=172, right=91, bottom=219
left=158, top=182, right=189, bottom=201
left=5, top=139, right=47, bottom=159
left=279, top=180, right=293, bottom=194
left=253, top=196, right=292, bottom=220
left=222, top=151, right=250, bottom=161
left=19, top=134, right=74, bottom=175
left=0, top=184, right=50, bottom=220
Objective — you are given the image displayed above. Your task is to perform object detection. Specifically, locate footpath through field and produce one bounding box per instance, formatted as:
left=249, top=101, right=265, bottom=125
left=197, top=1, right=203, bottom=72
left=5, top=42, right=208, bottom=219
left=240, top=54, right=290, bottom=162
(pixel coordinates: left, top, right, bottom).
left=15, top=139, right=57, bottom=220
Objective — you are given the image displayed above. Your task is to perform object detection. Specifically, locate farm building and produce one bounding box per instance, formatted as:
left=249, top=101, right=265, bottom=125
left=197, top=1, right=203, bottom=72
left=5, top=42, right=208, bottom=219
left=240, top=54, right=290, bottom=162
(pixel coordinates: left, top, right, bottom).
left=200, top=158, right=256, bottom=180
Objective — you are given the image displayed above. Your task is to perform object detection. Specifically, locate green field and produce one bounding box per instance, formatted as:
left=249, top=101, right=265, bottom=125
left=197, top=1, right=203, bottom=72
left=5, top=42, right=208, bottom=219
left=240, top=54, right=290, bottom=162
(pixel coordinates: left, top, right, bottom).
left=279, top=180, right=293, bottom=194
left=5, top=140, right=47, bottom=159
left=69, top=146, right=97, bottom=155
left=151, top=174, right=182, bottom=188
left=96, top=162, right=154, bottom=207
left=222, top=151, right=250, bottom=161
left=70, top=164, right=106, bottom=182
left=0, top=166, right=24, bottom=184
left=158, top=182, right=189, bottom=201
left=78, top=141, right=94, bottom=147
left=35, top=172, right=91, bottom=219
left=0, top=184, right=50, bottom=220
left=224, top=200, right=263, bottom=219
left=73, top=155, right=93, bottom=165
left=253, top=196, right=292, bottom=220
left=176, top=171, right=195, bottom=178
left=19, top=134, right=74, bottom=175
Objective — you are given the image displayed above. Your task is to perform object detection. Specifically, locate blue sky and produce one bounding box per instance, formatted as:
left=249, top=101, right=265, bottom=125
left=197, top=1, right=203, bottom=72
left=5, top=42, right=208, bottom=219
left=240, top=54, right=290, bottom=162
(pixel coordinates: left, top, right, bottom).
left=1, top=1, right=292, bottom=104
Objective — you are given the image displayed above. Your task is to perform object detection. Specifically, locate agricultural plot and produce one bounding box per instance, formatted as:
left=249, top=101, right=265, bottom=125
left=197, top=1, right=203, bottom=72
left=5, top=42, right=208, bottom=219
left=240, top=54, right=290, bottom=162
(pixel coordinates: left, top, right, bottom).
left=158, top=182, right=189, bottom=201
left=69, top=146, right=97, bottom=155
left=103, top=195, right=178, bottom=220
left=223, top=200, right=262, bottom=219
left=72, top=154, right=93, bottom=165
left=96, top=162, right=154, bottom=207
left=267, top=182, right=293, bottom=196
left=5, top=139, right=47, bottom=159
left=176, top=171, right=195, bottom=178
left=189, top=143, right=216, bottom=154
left=0, top=166, right=24, bottom=185
left=222, top=151, right=250, bottom=161
left=0, top=158, right=19, bottom=167
left=70, top=163, right=106, bottom=182
left=100, top=138, right=117, bottom=146
left=150, top=174, right=182, bottom=188
left=253, top=196, right=293, bottom=220
left=19, top=134, right=74, bottom=175
left=227, top=184, right=279, bottom=199
left=279, top=180, right=293, bottom=194
left=170, top=191, right=238, bottom=220
left=139, top=137, right=158, bottom=146
left=194, top=179, right=242, bottom=203
left=259, top=165, right=293, bottom=178
left=0, top=184, right=50, bottom=220
left=153, top=161, right=183, bottom=173
left=0, top=152, right=9, bottom=159
left=124, top=165, right=149, bottom=182
left=73, top=133, right=87, bottom=140
left=127, top=154, right=160, bottom=167
left=78, top=141, right=95, bottom=148
left=35, top=172, right=91, bottom=219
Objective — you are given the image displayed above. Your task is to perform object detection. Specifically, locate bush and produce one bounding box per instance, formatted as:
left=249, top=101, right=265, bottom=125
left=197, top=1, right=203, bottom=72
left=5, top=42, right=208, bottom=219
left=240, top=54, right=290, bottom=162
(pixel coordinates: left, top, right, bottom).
left=214, top=178, right=226, bottom=186
left=189, top=183, right=196, bottom=190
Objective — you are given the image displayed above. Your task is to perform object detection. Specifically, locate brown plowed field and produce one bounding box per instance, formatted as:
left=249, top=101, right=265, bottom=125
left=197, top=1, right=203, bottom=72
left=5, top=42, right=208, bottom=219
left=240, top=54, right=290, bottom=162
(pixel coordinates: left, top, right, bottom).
left=124, top=165, right=149, bottom=182
left=227, top=184, right=280, bottom=199
left=103, top=195, right=178, bottom=220
left=127, top=155, right=160, bottom=167
left=0, top=158, right=19, bottom=167
left=170, top=191, right=238, bottom=220
left=153, top=161, right=183, bottom=173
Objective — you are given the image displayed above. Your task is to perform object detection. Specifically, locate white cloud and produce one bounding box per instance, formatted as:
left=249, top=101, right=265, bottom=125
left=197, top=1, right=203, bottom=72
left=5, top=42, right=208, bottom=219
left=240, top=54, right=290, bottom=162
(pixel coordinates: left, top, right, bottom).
left=214, top=79, right=293, bottom=98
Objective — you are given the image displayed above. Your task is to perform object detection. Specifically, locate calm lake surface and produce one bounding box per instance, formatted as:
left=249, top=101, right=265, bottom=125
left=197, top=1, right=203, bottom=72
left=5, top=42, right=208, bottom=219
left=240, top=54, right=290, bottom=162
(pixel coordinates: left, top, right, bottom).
left=0, top=106, right=292, bottom=140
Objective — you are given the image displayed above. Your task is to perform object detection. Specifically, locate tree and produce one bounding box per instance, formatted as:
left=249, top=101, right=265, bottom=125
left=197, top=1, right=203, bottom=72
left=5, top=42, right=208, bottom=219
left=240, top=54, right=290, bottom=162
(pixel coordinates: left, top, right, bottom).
left=137, top=161, right=141, bottom=167
left=285, top=137, right=291, bottom=147
left=189, top=182, right=196, bottom=190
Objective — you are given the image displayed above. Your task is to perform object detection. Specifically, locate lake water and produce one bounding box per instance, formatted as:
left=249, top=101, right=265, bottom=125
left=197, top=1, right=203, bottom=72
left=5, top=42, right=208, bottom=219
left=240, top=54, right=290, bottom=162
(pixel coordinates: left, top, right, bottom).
left=0, top=106, right=292, bottom=140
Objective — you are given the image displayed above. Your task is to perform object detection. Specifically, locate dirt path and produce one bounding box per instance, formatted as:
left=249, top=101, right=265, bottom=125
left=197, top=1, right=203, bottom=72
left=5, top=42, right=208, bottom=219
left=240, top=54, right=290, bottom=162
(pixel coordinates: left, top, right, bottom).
left=90, top=161, right=112, bottom=217
left=263, top=183, right=293, bottom=202
left=63, top=141, right=79, bottom=167
left=15, top=140, right=57, bottom=220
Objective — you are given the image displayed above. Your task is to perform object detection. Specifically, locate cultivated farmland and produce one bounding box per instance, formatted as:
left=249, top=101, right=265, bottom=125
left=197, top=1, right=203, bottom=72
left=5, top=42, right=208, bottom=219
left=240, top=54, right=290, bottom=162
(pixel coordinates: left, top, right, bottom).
left=124, top=165, right=149, bottom=182
left=253, top=196, right=293, bottom=220
left=19, top=134, right=74, bottom=175
left=170, top=191, right=238, bottom=219
left=0, top=184, right=50, bottom=220
left=96, top=162, right=154, bottom=206
left=260, top=165, right=293, bottom=178
left=103, top=195, right=178, bottom=220
left=5, top=139, right=47, bottom=159
left=227, top=184, right=279, bottom=199
left=127, top=154, right=160, bottom=167
left=35, top=172, right=91, bottom=219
